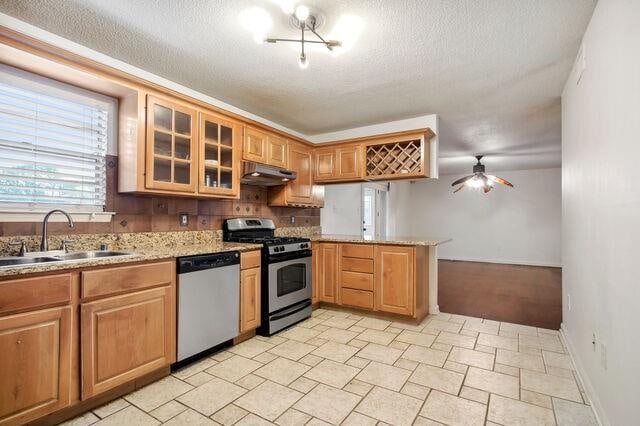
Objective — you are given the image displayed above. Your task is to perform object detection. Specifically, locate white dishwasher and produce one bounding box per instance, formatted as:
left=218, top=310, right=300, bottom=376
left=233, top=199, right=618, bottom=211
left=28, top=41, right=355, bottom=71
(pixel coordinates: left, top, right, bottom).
left=176, top=251, right=240, bottom=363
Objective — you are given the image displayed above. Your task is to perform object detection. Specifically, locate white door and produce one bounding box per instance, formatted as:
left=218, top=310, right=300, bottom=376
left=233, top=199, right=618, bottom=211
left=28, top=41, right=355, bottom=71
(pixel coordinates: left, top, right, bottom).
left=362, top=183, right=388, bottom=239
left=362, top=187, right=376, bottom=239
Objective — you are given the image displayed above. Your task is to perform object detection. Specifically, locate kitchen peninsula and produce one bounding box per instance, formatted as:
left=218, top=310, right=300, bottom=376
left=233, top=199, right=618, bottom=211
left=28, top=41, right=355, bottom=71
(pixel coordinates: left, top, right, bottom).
left=311, top=234, right=451, bottom=320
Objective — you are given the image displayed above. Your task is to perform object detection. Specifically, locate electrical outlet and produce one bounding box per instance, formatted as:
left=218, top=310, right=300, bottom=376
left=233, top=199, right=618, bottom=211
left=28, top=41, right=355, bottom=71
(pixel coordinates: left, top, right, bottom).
left=179, top=213, right=189, bottom=227
left=567, top=293, right=571, bottom=312
left=290, top=215, right=295, bottom=224
left=600, top=342, right=607, bottom=370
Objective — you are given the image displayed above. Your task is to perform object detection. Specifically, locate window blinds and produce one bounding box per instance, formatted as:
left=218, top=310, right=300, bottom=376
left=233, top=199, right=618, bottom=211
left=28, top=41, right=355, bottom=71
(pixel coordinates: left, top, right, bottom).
left=0, top=77, right=108, bottom=211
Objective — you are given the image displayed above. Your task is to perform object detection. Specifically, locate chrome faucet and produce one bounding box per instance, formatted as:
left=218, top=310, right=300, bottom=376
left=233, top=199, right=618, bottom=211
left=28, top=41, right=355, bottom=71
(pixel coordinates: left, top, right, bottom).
left=41, top=209, right=74, bottom=251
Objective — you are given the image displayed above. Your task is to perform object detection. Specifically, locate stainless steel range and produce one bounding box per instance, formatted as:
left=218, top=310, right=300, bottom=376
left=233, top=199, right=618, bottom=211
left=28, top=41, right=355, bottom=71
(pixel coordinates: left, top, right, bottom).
left=223, top=218, right=312, bottom=335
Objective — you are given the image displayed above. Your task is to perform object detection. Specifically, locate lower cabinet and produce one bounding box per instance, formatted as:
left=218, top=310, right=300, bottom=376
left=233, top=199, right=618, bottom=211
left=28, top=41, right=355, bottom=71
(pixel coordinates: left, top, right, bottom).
left=374, top=245, right=415, bottom=316
left=316, top=243, right=339, bottom=303
left=312, top=243, right=421, bottom=318
left=80, top=285, right=174, bottom=400
left=0, top=306, right=72, bottom=425
left=240, top=267, right=261, bottom=333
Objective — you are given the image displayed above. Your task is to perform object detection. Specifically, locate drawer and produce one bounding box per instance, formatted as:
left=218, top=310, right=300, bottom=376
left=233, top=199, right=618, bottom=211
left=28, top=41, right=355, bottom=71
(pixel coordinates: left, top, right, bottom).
left=82, top=261, right=173, bottom=299
left=0, top=273, right=71, bottom=315
left=341, top=257, right=374, bottom=274
left=340, top=288, right=374, bottom=309
left=340, top=271, right=374, bottom=291
left=341, top=244, right=374, bottom=259
left=241, top=250, right=261, bottom=270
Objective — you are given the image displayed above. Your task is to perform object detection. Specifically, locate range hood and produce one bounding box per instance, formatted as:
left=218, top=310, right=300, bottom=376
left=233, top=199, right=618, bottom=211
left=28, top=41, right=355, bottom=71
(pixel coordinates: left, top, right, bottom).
left=241, top=161, right=297, bottom=186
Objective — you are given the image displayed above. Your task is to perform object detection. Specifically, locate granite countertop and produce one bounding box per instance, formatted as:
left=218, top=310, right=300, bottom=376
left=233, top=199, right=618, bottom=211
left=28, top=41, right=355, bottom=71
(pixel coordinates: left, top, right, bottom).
left=310, top=234, right=452, bottom=246
left=0, top=242, right=263, bottom=278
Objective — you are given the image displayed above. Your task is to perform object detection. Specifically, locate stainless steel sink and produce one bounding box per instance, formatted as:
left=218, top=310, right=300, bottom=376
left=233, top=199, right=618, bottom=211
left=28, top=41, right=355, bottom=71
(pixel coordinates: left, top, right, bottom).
left=0, top=256, right=61, bottom=267
left=0, top=251, right=135, bottom=268
left=55, top=251, right=134, bottom=260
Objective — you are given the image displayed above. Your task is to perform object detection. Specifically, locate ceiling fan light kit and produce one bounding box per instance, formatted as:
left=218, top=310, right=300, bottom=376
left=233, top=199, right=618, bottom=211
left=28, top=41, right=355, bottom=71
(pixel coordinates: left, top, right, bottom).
left=245, top=3, right=343, bottom=69
left=451, top=155, right=514, bottom=194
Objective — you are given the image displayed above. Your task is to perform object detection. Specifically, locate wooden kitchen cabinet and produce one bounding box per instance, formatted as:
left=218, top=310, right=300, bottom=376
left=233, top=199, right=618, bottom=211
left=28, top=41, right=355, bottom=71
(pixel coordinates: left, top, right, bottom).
left=199, top=111, right=241, bottom=197
left=313, top=242, right=428, bottom=319
left=0, top=306, right=71, bottom=425
left=80, top=285, right=174, bottom=400
left=269, top=142, right=324, bottom=207
left=314, top=145, right=363, bottom=182
left=145, top=95, right=198, bottom=192
left=374, top=245, right=415, bottom=316
left=243, top=126, right=288, bottom=167
left=314, top=147, right=336, bottom=180
left=268, top=134, right=288, bottom=168
left=312, top=244, right=319, bottom=304
left=337, top=146, right=361, bottom=179
left=240, top=267, right=261, bottom=332
left=317, top=243, right=339, bottom=303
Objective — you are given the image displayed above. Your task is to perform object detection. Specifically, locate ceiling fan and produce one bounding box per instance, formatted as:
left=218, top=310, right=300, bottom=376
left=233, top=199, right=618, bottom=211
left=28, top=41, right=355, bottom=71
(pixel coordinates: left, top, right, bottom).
left=451, top=155, right=514, bottom=194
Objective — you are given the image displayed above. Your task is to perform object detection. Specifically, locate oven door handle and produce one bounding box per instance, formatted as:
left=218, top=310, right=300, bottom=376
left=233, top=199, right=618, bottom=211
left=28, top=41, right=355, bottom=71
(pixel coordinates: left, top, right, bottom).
left=270, top=300, right=312, bottom=321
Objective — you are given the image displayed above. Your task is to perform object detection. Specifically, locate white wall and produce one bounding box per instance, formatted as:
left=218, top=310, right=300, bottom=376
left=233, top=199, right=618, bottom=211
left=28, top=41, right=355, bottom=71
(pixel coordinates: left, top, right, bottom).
left=561, top=1, right=640, bottom=424
left=387, top=168, right=562, bottom=266
left=320, top=183, right=363, bottom=235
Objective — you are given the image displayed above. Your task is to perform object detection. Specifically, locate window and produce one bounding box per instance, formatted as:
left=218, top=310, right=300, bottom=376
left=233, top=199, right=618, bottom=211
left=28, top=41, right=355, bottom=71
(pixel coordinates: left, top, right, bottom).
left=0, top=64, right=116, bottom=215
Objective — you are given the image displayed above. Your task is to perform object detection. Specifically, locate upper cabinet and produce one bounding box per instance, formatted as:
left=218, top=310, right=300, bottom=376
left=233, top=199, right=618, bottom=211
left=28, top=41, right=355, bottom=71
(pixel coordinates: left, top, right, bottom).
left=242, top=126, right=288, bottom=167
left=146, top=95, right=198, bottom=192
left=313, top=129, right=435, bottom=183
left=119, top=93, right=242, bottom=198
left=268, top=142, right=324, bottom=207
left=199, top=112, right=241, bottom=197
left=314, top=144, right=363, bottom=182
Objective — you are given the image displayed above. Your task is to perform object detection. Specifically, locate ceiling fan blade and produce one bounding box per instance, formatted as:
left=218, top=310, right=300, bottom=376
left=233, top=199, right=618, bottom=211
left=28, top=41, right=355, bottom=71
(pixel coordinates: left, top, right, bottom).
left=453, top=184, right=465, bottom=193
left=451, top=174, right=475, bottom=187
left=486, top=175, right=514, bottom=187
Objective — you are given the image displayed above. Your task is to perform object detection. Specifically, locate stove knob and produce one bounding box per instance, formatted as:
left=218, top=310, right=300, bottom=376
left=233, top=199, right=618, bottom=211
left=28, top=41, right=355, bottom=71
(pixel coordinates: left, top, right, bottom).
left=300, top=243, right=308, bottom=249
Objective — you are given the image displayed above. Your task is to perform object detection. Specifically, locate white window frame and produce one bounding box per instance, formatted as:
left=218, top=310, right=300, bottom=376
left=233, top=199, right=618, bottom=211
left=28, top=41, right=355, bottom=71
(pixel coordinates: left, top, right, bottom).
left=0, top=64, right=117, bottom=222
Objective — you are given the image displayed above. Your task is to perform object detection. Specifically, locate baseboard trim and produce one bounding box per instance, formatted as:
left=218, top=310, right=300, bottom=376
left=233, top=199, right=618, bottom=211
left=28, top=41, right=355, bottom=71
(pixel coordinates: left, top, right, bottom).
left=559, top=323, right=608, bottom=426
left=439, top=257, right=562, bottom=268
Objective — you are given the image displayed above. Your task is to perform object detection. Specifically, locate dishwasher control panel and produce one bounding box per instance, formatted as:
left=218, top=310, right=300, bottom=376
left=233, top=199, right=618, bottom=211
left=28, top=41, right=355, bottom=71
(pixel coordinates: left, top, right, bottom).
left=177, top=251, right=240, bottom=274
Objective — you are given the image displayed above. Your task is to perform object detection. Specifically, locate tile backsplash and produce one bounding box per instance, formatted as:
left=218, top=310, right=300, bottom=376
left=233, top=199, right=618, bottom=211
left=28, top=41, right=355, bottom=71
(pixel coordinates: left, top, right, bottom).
left=0, top=155, right=320, bottom=238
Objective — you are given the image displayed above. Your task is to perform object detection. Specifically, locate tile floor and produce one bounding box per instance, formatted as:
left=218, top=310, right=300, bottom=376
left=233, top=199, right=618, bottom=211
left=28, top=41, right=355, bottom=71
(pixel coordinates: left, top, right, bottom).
left=62, top=309, right=598, bottom=425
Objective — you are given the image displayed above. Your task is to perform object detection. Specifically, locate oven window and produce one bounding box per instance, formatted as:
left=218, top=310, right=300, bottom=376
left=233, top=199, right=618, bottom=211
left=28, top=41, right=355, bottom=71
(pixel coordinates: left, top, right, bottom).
left=277, top=263, right=307, bottom=296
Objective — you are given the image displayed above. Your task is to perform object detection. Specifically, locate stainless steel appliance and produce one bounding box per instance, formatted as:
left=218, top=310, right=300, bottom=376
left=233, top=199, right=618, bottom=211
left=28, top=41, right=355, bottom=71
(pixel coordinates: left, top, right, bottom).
left=223, top=218, right=312, bottom=335
left=240, top=161, right=297, bottom=186
left=176, top=252, right=240, bottom=364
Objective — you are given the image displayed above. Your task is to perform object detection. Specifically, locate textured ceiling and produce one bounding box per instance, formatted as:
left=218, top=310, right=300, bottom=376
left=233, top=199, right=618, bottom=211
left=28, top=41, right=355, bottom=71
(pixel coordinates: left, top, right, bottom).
left=0, top=0, right=596, bottom=173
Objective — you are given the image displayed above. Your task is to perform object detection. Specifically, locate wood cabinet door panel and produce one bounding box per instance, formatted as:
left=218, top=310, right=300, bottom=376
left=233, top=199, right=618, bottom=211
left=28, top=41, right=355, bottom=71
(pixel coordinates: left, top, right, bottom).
left=81, top=286, right=174, bottom=399
left=311, top=245, right=319, bottom=304
left=319, top=244, right=338, bottom=302
left=0, top=306, right=71, bottom=425
left=374, top=246, right=415, bottom=315
left=314, top=149, right=336, bottom=180
left=198, top=112, right=241, bottom=197
left=267, top=135, right=288, bottom=168
left=340, top=271, right=374, bottom=291
left=337, top=146, right=361, bottom=179
left=145, top=95, right=198, bottom=193
left=287, top=144, right=312, bottom=203
left=341, top=288, right=374, bottom=309
left=240, top=267, right=261, bottom=332
left=243, top=127, right=268, bottom=163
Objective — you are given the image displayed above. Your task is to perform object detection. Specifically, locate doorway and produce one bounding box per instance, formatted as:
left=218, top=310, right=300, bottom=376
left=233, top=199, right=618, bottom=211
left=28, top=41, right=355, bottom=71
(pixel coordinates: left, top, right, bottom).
left=362, top=183, right=388, bottom=239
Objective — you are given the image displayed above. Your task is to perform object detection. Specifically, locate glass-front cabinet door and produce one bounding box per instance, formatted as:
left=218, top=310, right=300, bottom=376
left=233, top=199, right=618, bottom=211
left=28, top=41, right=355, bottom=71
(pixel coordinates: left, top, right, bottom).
left=145, top=95, right=197, bottom=192
left=199, top=112, right=240, bottom=197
